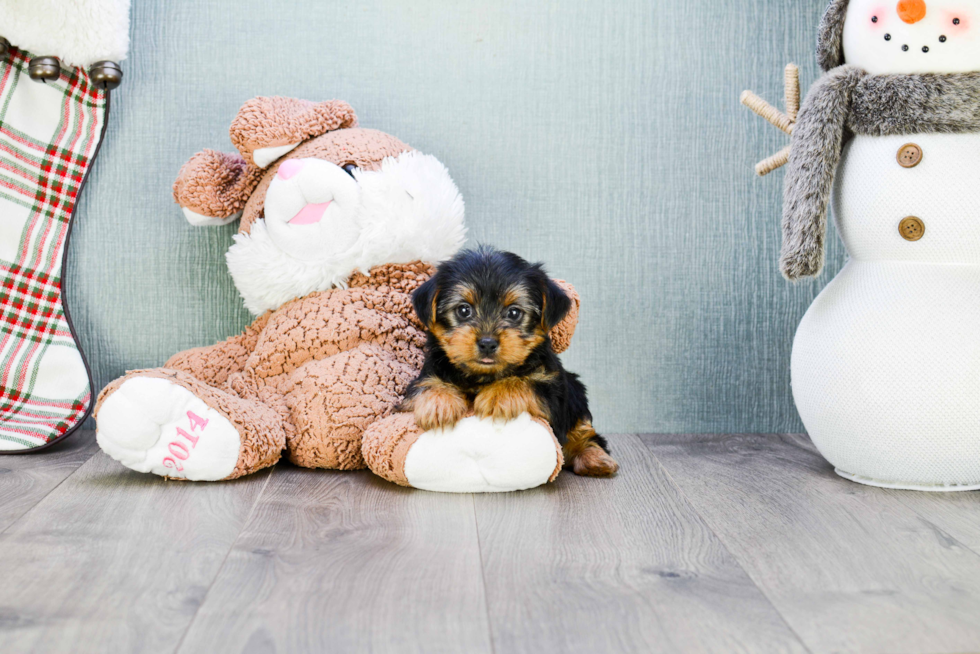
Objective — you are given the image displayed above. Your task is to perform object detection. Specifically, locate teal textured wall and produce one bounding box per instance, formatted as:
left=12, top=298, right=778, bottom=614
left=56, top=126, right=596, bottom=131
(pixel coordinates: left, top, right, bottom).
left=67, top=0, right=847, bottom=433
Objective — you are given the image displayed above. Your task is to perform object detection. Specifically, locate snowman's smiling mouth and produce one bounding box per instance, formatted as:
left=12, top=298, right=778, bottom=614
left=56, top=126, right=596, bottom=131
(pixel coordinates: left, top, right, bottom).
left=288, top=200, right=333, bottom=225
left=883, top=33, right=946, bottom=53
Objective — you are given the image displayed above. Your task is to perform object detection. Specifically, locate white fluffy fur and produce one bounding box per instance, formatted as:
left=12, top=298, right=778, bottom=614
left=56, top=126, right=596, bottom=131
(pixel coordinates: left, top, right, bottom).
left=226, top=219, right=359, bottom=314
left=354, top=151, right=467, bottom=268
left=0, top=0, right=130, bottom=67
left=227, top=151, right=466, bottom=314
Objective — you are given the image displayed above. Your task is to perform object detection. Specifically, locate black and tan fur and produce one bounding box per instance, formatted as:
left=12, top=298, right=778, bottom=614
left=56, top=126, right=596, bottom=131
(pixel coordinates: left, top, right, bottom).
left=400, top=246, right=618, bottom=477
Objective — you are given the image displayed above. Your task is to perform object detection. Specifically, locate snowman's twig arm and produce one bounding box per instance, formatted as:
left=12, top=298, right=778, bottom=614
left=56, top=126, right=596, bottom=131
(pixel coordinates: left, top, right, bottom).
left=757, top=145, right=792, bottom=177
left=785, top=64, right=800, bottom=120
left=781, top=66, right=865, bottom=280
left=741, top=64, right=800, bottom=176
left=741, top=91, right=794, bottom=135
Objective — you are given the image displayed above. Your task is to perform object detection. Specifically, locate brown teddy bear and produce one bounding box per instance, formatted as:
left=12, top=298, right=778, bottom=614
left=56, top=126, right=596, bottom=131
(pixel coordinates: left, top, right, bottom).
left=94, top=97, right=577, bottom=492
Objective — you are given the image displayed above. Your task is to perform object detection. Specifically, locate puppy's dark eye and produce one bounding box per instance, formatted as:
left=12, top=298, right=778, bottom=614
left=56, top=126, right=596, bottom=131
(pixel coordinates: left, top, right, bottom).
left=506, top=307, right=524, bottom=321
left=455, top=304, right=472, bottom=320
left=343, top=164, right=357, bottom=177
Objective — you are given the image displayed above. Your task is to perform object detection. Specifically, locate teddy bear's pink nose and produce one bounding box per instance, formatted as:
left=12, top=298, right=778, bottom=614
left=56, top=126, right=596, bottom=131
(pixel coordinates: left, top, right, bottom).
left=277, top=159, right=304, bottom=180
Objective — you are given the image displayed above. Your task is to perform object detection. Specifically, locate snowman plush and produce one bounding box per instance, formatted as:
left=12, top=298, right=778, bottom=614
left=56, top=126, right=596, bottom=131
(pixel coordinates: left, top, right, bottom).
left=753, top=0, right=980, bottom=490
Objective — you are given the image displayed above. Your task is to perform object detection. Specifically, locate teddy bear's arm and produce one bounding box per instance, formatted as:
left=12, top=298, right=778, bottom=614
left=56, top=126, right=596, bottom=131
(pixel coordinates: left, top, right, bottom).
left=550, top=280, right=579, bottom=355
left=164, top=312, right=271, bottom=387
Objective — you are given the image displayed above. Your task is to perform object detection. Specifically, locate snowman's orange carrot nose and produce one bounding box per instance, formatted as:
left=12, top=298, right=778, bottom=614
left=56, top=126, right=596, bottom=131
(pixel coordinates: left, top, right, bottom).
left=897, top=0, right=927, bottom=24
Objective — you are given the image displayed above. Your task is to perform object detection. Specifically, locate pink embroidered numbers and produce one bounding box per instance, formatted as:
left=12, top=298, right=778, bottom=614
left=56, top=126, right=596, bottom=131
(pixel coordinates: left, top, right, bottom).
left=162, top=411, right=210, bottom=473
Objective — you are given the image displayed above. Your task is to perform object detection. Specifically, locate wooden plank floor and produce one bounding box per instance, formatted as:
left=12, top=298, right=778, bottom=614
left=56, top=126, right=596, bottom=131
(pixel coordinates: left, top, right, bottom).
left=1, top=431, right=979, bottom=653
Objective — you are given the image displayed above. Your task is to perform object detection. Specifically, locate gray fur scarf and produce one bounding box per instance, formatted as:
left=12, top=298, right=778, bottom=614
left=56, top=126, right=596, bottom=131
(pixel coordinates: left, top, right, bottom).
left=781, top=68, right=980, bottom=279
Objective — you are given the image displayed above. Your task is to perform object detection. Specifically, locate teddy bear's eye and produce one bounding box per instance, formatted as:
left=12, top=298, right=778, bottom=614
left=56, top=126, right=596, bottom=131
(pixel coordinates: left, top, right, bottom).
left=342, top=164, right=357, bottom=177
left=456, top=304, right=473, bottom=320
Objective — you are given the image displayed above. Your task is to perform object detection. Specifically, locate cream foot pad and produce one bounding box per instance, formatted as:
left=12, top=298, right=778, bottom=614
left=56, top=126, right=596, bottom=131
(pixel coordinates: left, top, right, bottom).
left=96, top=377, right=241, bottom=481
left=403, top=414, right=561, bottom=493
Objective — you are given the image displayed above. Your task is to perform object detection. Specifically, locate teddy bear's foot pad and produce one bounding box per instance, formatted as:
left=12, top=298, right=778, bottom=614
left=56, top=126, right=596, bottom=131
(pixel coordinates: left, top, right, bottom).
left=404, top=414, right=560, bottom=493
left=97, top=377, right=241, bottom=481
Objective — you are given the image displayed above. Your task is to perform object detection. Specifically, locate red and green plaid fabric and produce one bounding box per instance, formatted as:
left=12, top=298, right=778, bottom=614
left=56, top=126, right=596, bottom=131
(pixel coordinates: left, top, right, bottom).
left=0, top=48, right=107, bottom=450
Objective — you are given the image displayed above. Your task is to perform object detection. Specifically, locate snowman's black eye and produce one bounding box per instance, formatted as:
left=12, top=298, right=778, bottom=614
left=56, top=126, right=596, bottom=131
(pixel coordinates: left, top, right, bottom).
left=922, top=46, right=930, bottom=52
left=940, top=35, right=947, bottom=42
left=954, top=17, right=961, bottom=25
left=885, top=33, right=892, bottom=40
left=872, top=15, right=878, bottom=22
left=902, top=44, right=909, bottom=51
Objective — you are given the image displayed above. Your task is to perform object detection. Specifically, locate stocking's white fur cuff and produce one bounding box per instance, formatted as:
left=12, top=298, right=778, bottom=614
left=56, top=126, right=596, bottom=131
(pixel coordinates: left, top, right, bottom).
left=0, top=0, right=130, bottom=67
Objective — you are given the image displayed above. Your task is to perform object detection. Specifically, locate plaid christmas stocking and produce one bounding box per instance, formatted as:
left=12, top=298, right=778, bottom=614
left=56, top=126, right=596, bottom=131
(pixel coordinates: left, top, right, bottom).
left=0, top=48, right=108, bottom=451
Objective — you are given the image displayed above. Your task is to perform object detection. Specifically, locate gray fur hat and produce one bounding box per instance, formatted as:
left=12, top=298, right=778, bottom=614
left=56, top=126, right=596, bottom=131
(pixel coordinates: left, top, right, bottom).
left=818, top=0, right=850, bottom=71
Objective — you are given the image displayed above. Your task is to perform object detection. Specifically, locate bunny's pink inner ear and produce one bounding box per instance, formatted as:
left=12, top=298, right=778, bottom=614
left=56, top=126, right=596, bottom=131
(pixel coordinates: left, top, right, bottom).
left=549, top=279, right=580, bottom=354
left=229, top=97, right=358, bottom=168
left=172, top=149, right=264, bottom=225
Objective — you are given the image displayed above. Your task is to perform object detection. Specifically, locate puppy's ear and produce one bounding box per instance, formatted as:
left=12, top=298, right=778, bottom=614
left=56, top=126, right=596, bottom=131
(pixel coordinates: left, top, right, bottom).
left=412, top=276, right=440, bottom=328
left=540, top=276, right=572, bottom=330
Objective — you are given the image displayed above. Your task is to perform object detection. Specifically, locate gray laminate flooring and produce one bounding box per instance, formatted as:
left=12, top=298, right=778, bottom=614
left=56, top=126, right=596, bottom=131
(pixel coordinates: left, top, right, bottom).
left=1, top=431, right=978, bottom=654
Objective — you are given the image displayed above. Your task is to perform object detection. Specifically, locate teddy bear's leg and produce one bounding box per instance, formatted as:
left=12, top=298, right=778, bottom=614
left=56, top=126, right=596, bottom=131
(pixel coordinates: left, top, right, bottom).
left=95, top=369, right=285, bottom=481
left=285, top=342, right=418, bottom=470
left=163, top=313, right=270, bottom=388
left=362, top=413, right=563, bottom=492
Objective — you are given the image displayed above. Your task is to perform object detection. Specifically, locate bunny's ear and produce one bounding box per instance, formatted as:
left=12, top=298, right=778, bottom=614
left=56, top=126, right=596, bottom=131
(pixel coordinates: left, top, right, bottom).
left=172, top=149, right=264, bottom=226
left=229, top=97, right=358, bottom=168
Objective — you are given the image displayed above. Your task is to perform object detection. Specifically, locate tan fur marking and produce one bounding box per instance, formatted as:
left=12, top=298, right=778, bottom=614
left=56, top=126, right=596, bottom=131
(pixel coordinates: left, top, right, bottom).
left=526, top=367, right=559, bottom=384
left=503, top=285, right=530, bottom=307
left=474, top=376, right=549, bottom=422
left=498, top=327, right=544, bottom=367
left=428, top=289, right=440, bottom=330
left=564, top=420, right=619, bottom=477
left=438, top=324, right=481, bottom=368
left=459, top=286, right=478, bottom=306
left=406, top=377, right=469, bottom=431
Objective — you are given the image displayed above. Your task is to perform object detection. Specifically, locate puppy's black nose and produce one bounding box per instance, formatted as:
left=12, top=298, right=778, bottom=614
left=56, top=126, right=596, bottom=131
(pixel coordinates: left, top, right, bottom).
left=477, top=337, right=499, bottom=356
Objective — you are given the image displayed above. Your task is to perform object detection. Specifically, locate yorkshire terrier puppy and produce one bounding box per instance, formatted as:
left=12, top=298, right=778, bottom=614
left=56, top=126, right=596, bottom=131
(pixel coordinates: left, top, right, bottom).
left=400, top=246, right=619, bottom=477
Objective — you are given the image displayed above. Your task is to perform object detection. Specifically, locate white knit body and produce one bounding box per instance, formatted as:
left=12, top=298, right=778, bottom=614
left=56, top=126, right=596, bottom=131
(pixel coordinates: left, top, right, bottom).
left=792, top=132, right=980, bottom=490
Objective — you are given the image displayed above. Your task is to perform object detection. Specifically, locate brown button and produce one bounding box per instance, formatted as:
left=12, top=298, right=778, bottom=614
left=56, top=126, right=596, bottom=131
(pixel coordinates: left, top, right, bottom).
left=897, top=143, right=923, bottom=168
left=899, top=216, right=925, bottom=241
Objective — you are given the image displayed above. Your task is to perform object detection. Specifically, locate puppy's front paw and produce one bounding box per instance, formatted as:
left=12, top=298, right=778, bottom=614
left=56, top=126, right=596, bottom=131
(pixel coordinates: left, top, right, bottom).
left=474, top=378, right=542, bottom=422
left=412, top=386, right=469, bottom=431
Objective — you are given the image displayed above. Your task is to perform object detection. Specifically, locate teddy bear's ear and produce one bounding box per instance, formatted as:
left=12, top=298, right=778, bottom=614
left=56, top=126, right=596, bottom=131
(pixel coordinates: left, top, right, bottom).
left=229, top=97, right=358, bottom=168
left=172, top=149, right=264, bottom=226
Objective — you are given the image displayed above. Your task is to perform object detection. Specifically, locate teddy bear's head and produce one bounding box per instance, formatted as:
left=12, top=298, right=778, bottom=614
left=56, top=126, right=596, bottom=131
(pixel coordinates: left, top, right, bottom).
left=173, top=97, right=466, bottom=313
left=819, top=0, right=980, bottom=74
